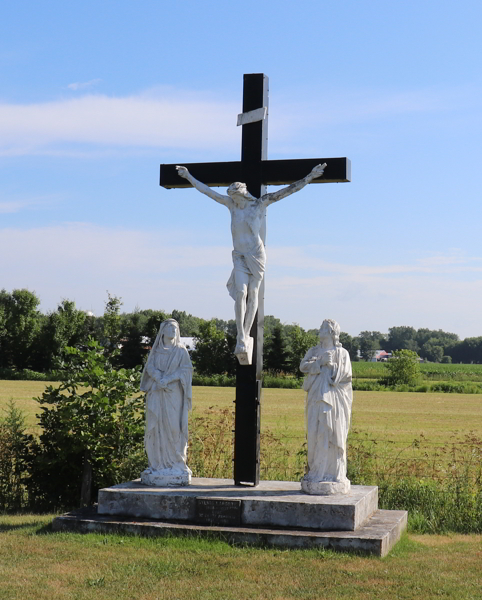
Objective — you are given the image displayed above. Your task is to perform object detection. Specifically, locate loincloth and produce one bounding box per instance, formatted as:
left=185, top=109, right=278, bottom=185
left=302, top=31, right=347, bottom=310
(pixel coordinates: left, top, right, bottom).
left=226, top=242, right=266, bottom=300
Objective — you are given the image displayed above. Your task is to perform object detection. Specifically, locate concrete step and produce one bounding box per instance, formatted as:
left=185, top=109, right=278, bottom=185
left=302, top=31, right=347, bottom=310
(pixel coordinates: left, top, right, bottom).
left=53, top=507, right=407, bottom=557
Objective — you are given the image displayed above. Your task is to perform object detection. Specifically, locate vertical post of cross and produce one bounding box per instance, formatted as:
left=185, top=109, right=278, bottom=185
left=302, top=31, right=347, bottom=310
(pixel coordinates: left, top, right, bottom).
left=233, top=73, right=269, bottom=486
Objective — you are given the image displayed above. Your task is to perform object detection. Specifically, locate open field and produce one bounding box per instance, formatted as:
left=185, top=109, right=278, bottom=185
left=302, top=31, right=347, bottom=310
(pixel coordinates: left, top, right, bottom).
left=2, top=380, right=481, bottom=446
left=0, top=515, right=480, bottom=600
left=353, top=361, right=482, bottom=382
left=1, top=381, right=480, bottom=533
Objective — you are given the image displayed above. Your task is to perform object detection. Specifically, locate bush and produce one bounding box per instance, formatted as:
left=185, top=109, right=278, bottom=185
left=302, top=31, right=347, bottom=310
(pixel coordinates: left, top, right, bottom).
left=193, top=374, right=236, bottom=387
left=0, top=368, right=58, bottom=381
left=0, top=400, right=32, bottom=511
left=382, top=349, right=420, bottom=386
left=27, top=340, right=144, bottom=510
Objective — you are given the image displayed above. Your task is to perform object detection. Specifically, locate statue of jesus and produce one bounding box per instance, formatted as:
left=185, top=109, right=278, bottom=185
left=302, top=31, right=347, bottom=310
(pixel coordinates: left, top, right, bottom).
left=176, top=163, right=327, bottom=362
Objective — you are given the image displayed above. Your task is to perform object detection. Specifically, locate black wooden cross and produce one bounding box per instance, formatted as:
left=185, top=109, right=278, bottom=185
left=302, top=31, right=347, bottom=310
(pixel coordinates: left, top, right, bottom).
left=160, top=73, right=350, bottom=486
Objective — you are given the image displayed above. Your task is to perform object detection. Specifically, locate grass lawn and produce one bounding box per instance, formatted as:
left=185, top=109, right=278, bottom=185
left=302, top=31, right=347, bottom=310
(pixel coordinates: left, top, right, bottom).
left=0, top=515, right=480, bottom=600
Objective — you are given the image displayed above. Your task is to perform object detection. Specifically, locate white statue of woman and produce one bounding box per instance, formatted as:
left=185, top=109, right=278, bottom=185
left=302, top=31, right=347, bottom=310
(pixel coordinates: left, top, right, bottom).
left=300, top=319, right=353, bottom=495
left=140, top=319, right=193, bottom=486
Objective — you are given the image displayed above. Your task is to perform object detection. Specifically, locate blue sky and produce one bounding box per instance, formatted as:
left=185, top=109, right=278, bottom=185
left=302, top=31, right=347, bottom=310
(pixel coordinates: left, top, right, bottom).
left=1, top=0, right=481, bottom=338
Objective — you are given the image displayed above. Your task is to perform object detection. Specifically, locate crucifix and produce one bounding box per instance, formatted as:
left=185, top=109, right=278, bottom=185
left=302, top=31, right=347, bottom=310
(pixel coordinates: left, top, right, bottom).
left=160, top=73, right=350, bottom=486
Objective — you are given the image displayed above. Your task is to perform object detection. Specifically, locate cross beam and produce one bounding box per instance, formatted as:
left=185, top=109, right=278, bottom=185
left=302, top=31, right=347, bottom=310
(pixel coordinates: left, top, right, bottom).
left=160, top=157, right=351, bottom=188
left=160, top=74, right=350, bottom=486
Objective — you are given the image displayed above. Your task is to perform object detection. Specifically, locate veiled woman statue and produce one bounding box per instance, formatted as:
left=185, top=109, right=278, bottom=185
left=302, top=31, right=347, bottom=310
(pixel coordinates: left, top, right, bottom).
left=300, top=319, right=353, bottom=495
left=140, top=319, right=193, bottom=486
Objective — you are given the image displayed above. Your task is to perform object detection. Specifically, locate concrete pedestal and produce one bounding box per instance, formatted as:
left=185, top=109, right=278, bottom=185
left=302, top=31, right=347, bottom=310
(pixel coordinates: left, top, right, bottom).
left=98, top=478, right=377, bottom=531
left=53, top=477, right=408, bottom=557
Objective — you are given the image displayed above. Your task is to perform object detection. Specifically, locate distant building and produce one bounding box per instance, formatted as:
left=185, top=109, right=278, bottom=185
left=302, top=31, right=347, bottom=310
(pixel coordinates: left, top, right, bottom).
left=369, top=350, right=392, bottom=362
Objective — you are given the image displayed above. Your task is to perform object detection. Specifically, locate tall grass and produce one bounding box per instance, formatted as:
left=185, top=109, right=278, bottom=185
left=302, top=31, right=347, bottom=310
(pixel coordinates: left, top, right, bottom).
left=187, top=407, right=482, bottom=533
left=346, top=429, right=482, bottom=533
left=1, top=399, right=481, bottom=534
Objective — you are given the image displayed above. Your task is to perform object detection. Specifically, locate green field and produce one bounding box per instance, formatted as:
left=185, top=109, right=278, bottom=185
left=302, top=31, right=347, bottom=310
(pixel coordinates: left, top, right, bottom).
left=2, top=380, right=481, bottom=479
left=1, top=381, right=481, bottom=535
left=353, top=361, right=482, bottom=382
left=2, top=380, right=481, bottom=442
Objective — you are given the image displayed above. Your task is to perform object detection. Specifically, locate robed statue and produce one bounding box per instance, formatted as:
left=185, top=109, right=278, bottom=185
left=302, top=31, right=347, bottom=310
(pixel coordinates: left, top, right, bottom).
left=300, top=319, right=353, bottom=495
left=140, top=319, right=193, bottom=486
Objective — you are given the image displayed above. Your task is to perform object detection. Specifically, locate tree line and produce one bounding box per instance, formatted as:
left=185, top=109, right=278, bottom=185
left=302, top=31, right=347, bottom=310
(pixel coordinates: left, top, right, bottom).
left=1, top=289, right=482, bottom=377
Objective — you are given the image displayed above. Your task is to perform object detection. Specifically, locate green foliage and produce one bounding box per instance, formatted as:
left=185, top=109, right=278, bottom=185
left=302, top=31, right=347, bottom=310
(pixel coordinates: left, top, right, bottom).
left=383, top=349, right=420, bottom=386
left=191, top=320, right=236, bottom=376
left=0, top=289, right=42, bottom=370
left=28, top=339, right=144, bottom=509
left=420, top=337, right=444, bottom=363
left=119, top=311, right=148, bottom=369
left=170, top=309, right=203, bottom=336
left=101, top=293, right=123, bottom=354
left=263, top=375, right=303, bottom=389
left=286, top=325, right=318, bottom=377
left=3, top=287, right=482, bottom=374
left=357, top=330, right=385, bottom=360
left=192, top=373, right=236, bottom=387
left=385, top=326, right=418, bottom=353
left=339, top=332, right=359, bottom=361
left=264, top=324, right=289, bottom=374
left=37, top=299, right=88, bottom=371
left=141, top=310, right=169, bottom=347
left=447, top=336, right=482, bottom=364
left=380, top=478, right=482, bottom=533
left=188, top=407, right=306, bottom=482
left=0, top=401, right=32, bottom=511
left=0, top=368, right=57, bottom=381
left=347, top=430, right=482, bottom=533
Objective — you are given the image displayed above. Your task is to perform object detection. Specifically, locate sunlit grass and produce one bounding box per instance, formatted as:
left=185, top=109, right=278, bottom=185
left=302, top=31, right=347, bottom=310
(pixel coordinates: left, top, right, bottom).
left=0, top=515, right=480, bottom=600
left=2, top=381, right=481, bottom=451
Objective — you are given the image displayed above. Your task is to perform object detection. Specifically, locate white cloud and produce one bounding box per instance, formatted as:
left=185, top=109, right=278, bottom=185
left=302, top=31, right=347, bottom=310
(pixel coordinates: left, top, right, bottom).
left=0, top=195, right=59, bottom=213
left=0, top=90, right=239, bottom=156
left=67, top=79, right=102, bottom=91
left=0, top=201, right=31, bottom=214
left=268, top=246, right=482, bottom=277
left=1, top=223, right=481, bottom=338
left=0, top=84, right=474, bottom=157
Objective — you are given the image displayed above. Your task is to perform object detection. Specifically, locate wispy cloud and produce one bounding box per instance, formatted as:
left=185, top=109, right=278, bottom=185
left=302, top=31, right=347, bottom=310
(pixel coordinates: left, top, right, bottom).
left=0, top=83, right=475, bottom=157
left=0, top=201, right=31, bottom=214
left=0, top=195, right=58, bottom=214
left=0, top=89, right=238, bottom=156
left=1, top=223, right=481, bottom=338
left=67, top=78, right=102, bottom=91
left=268, top=246, right=482, bottom=277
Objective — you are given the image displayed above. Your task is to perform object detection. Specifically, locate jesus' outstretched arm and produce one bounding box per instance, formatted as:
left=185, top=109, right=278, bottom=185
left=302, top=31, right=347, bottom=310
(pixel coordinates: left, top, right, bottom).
left=176, top=166, right=230, bottom=206
left=261, top=163, right=327, bottom=207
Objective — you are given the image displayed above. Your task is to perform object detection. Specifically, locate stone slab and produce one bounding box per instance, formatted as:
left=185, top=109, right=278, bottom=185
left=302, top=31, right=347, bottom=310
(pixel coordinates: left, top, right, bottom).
left=98, top=478, right=378, bottom=531
left=52, top=507, right=407, bottom=558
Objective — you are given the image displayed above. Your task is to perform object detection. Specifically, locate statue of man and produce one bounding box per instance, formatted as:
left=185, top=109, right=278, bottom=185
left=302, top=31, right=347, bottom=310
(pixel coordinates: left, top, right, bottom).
left=176, top=163, right=326, bottom=359
left=300, top=319, right=353, bottom=495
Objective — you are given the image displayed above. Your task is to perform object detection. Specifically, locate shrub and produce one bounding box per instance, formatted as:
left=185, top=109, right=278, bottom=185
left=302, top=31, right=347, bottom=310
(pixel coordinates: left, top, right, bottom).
left=0, top=400, right=32, bottom=511
left=27, top=340, right=144, bottom=510
left=382, top=349, right=420, bottom=386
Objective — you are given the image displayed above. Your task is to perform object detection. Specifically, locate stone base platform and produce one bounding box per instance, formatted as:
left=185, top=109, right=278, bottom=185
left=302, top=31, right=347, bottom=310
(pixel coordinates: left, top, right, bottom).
left=52, top=506, right=407, bottom=557
left=98, top=478, right=378, bottom=531
left=52, top=478, right=407, bottom=557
